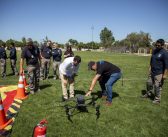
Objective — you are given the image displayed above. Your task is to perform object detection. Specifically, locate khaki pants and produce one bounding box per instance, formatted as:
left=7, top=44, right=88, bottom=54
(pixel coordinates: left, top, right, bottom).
left=146, top=73, right=163, bottom=100
left=60, top=73, right=74, bottom=99
left=0, top=59, right=6, bottom=76
left=10, top=59, right=18, bottom=75
left=53, top=61, right=61, bottom=78
left=40, top=58, right=50, bottom=78
left=27, top=64, right=40, bottom=91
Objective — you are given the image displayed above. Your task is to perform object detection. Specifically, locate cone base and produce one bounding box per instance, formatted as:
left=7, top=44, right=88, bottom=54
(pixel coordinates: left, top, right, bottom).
left=15, top=95, right=28, bottom=100
left=0, top=118, right=13, bottom=130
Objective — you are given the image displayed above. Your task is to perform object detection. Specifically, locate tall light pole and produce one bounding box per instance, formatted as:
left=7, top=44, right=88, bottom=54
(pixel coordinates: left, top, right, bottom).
left=91, top=25, right=94, bottom=50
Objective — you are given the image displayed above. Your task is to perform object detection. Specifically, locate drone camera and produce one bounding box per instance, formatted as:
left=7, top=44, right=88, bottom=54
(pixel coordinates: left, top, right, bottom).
left=77, top=95, right=85, bottom=105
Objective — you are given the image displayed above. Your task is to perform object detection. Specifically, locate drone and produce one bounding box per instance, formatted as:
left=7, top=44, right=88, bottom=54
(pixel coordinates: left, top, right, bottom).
left=62, top=94, right=100, bottom=122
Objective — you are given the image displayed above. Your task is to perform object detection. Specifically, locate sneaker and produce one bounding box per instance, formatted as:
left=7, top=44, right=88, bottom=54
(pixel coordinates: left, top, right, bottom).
left=105, top=101, right=112, bottom=106
left=141, top=93, right=151, bottom=98
left=40, top=77, right=44, bottom=80
left=2, top=74, right=6, bottom=78
left=101, top=95, right=107, bottom=100
left=152, top=99, right=160, bottom=104
left=30, top=90, right=35, bottom=94
left=62, top=97, right=68, bottom=102
left=35, top=88, right=41, bottom=92
left=141, top=94, right=149, bottom=98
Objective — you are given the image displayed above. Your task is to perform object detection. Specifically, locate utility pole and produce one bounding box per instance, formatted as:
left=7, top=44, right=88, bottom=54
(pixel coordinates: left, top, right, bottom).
left=91, top=25, right=94, bottom=50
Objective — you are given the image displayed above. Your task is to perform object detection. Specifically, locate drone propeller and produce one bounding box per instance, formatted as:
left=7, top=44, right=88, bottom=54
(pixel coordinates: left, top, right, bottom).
left=64, top=105, right=73, bottom=123
left=54, top=94, right=101, bottom=122
left=96, top=105, right=100, bottom=120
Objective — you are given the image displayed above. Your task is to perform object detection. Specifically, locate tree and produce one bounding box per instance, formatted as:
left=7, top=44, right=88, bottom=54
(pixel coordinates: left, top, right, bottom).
left=68, top=39, right=78, bottom=47
left=22, top=37, right=26, bottom=46
left=15, top=40, right=24, bottom=47
left=0, top=40, right=5, bottom=47
left=33, top=41, right=39, bottom=47
left=138, top=31, right=152, bottom=47
left=125, top=31, right=152, bottom=52
left=100, top=27, right=115, bottom=48
left=6, top=39, right=15, bottom=48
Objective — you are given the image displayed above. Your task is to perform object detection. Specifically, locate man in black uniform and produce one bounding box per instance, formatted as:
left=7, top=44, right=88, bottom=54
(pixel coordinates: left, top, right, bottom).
left=40, top=40, right=52, bottom=80
left=52, top=42, right=62, bottom=80
left=85, top=61, right=121, bottom=106
left=9, top=42, right=18, bottom=75
left=20, top=38, right=41, bottom=94
left=142, top=39, right=168, bottom=104
left=0, top=44, right=7, bottom=78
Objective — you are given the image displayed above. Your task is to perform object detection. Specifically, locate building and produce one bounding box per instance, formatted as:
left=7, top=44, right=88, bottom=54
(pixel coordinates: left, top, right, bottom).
left=165, top=41, right=168, bottom=50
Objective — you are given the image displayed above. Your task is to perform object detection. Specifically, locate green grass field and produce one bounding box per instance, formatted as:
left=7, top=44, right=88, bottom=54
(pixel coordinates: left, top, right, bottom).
left=1, top=51, right=168, bottom=137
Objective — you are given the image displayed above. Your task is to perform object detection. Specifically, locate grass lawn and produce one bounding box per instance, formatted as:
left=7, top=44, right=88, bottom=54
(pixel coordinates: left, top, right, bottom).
left=1, top=51, right=168, bottom=137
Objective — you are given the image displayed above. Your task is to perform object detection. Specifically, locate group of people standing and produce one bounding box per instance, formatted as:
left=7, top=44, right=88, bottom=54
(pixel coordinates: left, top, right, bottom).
left=0, top=42, right=18, bottom=78
left=0, top=38, right=167, bottom=106
left=19, top=38, right=75, bottom=94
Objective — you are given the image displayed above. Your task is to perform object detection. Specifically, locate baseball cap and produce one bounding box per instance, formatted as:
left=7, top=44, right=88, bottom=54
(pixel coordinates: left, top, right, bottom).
left=88, top=61, right=95, bottom=70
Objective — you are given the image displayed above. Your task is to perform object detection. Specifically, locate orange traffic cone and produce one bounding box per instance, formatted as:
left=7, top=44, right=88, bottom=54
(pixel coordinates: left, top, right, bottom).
left=15, top=74, right=28, bottom=100
left=0, top=94, right=13, bottom=130
left=22, top=70, right=28, bottom=87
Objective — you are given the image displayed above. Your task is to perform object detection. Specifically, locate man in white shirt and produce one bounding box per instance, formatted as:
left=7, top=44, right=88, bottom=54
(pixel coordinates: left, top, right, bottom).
left=59, top=55, right=81, bottom=100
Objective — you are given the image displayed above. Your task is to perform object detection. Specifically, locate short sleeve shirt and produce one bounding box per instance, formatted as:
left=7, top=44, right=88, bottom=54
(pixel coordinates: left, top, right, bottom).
left=150, top=48, right=168, bottom=76
left=96, top=61, right=120, bottom=77
left=41, top=45, right=52, bottom=59
left=21, top=46, right=40, bottom=65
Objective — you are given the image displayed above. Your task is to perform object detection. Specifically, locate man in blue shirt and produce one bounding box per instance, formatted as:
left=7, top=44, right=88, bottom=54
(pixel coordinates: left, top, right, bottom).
left=40, top=40, right=52, bottom=80
left=9, top=42, right=18, bottom=75
left=142, top=39, right=168, bottom=104
left=52, top=42, right=62, bottom=80
left=20, top=38, right=41, bottom=94
left=0, top=44, right=7, bottom=78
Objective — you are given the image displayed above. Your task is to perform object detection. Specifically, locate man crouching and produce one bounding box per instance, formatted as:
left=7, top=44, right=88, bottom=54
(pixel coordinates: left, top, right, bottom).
left=59, top=56, right=81, bottom=100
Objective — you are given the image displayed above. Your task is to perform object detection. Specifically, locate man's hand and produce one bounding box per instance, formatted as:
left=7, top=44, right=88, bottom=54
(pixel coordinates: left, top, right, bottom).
left=85, top=90, right=92, bottom=96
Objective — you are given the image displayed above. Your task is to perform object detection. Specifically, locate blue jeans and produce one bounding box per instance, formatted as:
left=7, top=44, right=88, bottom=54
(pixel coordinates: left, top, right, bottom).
left=104, top=72, right=121, bottom=102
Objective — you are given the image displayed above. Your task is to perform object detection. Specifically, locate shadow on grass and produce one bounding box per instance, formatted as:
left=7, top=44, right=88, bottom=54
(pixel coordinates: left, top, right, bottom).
left=75, top=90, right=86, bottom=95
left=141, top=90, right=155, bottom=100
left=48, top=76, right=54, bottom=79
left=91, top=90, right=119, bottom=99
left=7, top=73, right=15, bottom=76
left=40, top=84, right=52, bottom=90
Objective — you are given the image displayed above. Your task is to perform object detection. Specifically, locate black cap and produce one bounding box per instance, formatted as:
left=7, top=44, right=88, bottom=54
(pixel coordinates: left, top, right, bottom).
left=88, top=61, right=95, bottom=70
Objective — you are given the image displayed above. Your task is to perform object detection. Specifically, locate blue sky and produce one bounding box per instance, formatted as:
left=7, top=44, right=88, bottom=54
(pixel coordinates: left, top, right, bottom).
left=0, top=0, right=168, bottom=43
